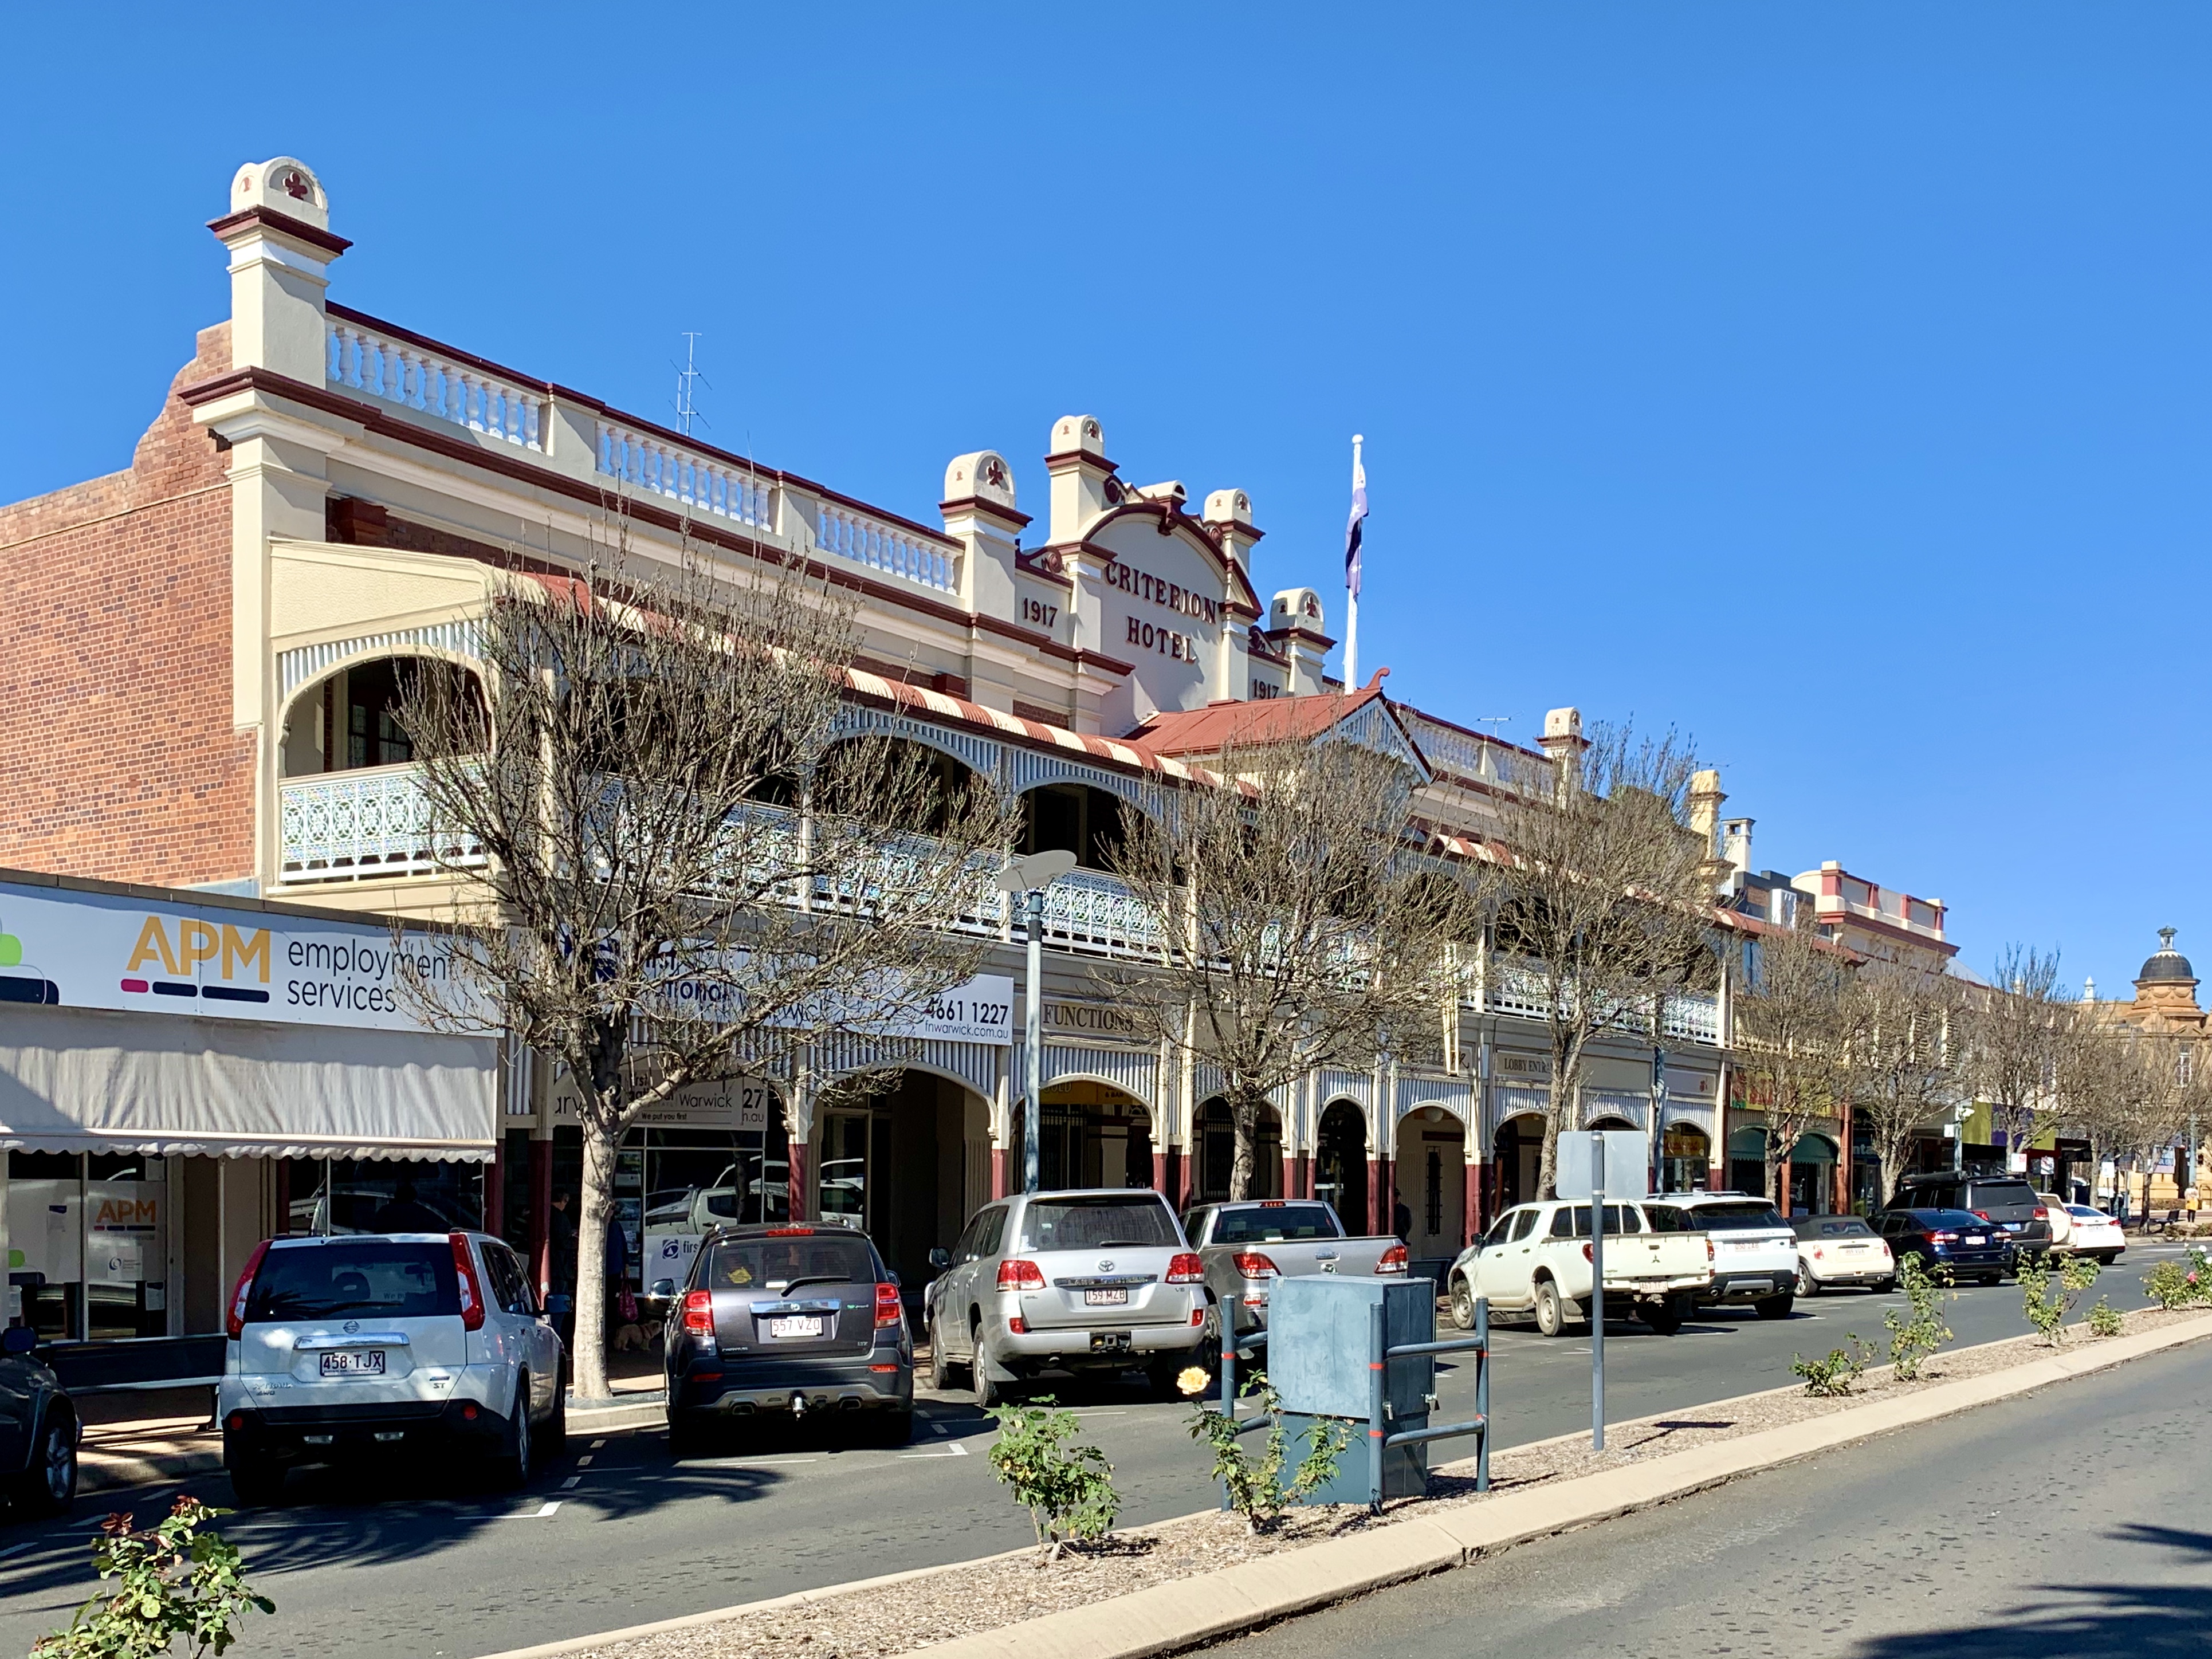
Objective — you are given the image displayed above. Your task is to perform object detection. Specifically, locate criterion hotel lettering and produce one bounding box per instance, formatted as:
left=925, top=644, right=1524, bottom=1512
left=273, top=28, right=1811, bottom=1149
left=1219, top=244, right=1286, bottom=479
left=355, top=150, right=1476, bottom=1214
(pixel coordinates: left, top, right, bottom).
left=1103, top=556, right=1220, bottom=669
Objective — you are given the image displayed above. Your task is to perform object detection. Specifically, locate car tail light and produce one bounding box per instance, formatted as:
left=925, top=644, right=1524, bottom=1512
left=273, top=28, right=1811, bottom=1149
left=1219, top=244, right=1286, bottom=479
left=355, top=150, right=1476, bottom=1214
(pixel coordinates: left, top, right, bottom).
left=1165, top=1252, right=1206, bottom=1285
left=1581, top=1242, right=1594, bottom=1264
left=1377, top=1244, right=1408, bottom=1275
left=763, top=1227, right=815, bottom=1237
left=681, top=1288, right=714, bottom=1336
left=449, top=1233, right=487, bottom=1331
left=1008, top=1315, right=1027, bottom=1334
left=997, top=1259, right=1046, bottom=1291
left=225, top=1239, right=271, bottom=1339
left=2032, top=1206, right=2048, bottom=1220
left=1706, top=1237, right=1715, bottom=1263
left=1932, top=1231, right=1958, bottom=1243
left=1190, top=1307, right=1205, bottom=1326
left=1232, top=1252, right=1279, bottom=1279
left=1973, top=1210, right=1992, bottom=1221
left=874, top=1283, right=903, bottom=1328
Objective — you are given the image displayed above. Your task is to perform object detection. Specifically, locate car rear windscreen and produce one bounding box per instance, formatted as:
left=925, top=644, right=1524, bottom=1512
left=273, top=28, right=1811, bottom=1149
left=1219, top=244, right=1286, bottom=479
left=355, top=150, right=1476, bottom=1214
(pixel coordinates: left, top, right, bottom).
left=704, top=1233, right=877, bottom=1292
left=1690, top=1201, right=1787, bottom=1231
left=246, top=1241, right=460, bottom=1323
left=1211, top=1205, right=1339, bottom=1244
left=1020, top=1194, right=1180, bottom=1252
left=1793, top=1217, right=1875, bottom=1238
left=1968, top=1182, right=2040, bottom=1211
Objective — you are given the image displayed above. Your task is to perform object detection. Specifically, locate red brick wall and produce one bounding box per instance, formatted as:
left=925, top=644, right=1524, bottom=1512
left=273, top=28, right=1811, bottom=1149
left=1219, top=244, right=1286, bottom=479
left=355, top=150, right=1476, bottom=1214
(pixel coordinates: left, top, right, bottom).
left=0, top=323, right=257, bottom=887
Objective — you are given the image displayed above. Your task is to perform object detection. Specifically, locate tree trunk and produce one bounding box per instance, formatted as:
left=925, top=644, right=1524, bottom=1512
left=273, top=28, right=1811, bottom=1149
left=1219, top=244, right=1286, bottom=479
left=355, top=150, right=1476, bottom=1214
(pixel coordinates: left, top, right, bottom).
left=571, top=1125, right=617, bottom=1402
left=1228, top=1089, right=1260, bottom=1202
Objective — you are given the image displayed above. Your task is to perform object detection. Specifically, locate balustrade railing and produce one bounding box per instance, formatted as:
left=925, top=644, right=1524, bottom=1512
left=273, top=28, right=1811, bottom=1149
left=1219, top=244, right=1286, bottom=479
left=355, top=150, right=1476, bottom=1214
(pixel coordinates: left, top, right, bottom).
left=1036, top=867, right=1166, bottom=960
left=596, top=422, right=775, bottom=530
left=815, top=500, right=960, bottom=595
left=278, top=765, right=486, bottom=883
left=327, top=321, right=545, bottom=450
left=1468, top=957, right=1724, bottom=1047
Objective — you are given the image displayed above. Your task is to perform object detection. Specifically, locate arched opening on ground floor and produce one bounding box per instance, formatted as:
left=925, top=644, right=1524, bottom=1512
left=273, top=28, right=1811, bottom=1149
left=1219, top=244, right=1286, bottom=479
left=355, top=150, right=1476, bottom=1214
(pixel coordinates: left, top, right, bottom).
left=1315, top=1100, right=1369, bottom=1235
left=1394, top=1105, right=1468, bottom=1256
left=1586, top=1114, right=1638, bottom=1132
left=1785, top=1132, right=1838, bottom=1217
left=1008, top=1079, right=1154, bottom=1196
left=813, top=1068, right=992, bottom=1295
left=1727, top=1126, right=1768, bottom=1199
left=1495, top=1112, right=1546, bottom=1210
left=1658, top=1121, right=1712, bottom=1195
left=1194, top=1096, right=1283, bottom=1202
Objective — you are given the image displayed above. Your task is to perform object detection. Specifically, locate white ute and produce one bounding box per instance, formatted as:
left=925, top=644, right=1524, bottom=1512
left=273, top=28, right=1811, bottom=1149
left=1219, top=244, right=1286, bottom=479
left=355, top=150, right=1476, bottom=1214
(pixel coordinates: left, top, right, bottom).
left=1445, top=1198, right=1714, bottom=1336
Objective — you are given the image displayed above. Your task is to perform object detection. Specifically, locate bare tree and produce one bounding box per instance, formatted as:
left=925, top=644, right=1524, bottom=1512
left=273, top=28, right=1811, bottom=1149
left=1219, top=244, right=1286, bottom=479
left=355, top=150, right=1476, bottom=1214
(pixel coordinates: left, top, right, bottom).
left=394, top=542, right=1013, bottom=1400
left=1105, top=736, right=1476, bottom=1202
left=1732, top=915, right=1862, bottom=1211
left=1849, top=961, right=1966, bottom=1206
left=2056, top=1018, right=2193, bottom=1217
left=1477, top=724, right=1717, bottom=1199
left=1966, top=944, right=2069, bottom=1155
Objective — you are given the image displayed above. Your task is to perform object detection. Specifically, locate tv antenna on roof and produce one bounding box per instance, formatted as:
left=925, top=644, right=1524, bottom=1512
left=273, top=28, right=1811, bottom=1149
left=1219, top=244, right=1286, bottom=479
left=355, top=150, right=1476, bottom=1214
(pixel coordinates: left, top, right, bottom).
left=673, top=332, right=711, bottom=437
left=1474, top=716, right=1513, bottom=734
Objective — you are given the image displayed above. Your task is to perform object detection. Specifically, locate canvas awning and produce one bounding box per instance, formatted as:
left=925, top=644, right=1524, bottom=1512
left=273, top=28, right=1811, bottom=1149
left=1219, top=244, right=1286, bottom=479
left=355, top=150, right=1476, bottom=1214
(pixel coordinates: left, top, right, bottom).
left=0, top=1002, right=496, bottom=1161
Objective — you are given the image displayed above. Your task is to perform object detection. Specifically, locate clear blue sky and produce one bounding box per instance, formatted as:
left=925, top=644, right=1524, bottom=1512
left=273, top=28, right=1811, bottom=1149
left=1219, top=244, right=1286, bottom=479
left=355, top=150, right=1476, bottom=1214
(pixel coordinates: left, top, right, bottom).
left=2, top=6, right=2203, bottom=996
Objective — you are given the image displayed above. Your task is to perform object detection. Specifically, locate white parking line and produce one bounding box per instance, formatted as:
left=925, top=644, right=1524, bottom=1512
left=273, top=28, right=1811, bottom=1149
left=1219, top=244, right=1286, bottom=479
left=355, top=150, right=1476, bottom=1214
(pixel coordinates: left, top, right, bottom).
left=576, top=1454, right=594, bottom=1466
left=0, top=1543, right=34, bottom=1563
left=501, top=1501, right=561, bottom=1519
left=694, top=1455, right=819, bottom=1467
left=899, top=1441, right=969, bottom=1460
left=590, top=1438, right=607, bottom=1449
left=560, top=1476, right=582, bottom=1489
left=929, top=1422, right=949, bottom=1437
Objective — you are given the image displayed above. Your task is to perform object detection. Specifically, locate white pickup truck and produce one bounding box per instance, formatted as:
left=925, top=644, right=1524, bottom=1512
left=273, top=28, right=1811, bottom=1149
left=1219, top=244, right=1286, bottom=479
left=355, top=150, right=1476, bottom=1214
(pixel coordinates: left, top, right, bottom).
left=1445, top=1199, right=1714, bottom=1336
left=1182, top=1200, right=1407, bottom=1341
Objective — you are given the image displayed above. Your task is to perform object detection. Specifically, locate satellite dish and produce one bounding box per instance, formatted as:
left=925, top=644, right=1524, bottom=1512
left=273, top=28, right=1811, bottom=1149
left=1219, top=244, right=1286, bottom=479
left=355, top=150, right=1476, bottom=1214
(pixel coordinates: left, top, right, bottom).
left=996, top=849, right=1079, bottom=894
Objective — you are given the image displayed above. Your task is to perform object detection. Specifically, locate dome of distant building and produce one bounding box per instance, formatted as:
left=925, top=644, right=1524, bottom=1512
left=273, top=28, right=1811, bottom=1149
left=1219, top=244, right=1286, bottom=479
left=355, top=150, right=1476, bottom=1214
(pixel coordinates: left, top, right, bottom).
left=2137, top=928, right=2195, bottom=985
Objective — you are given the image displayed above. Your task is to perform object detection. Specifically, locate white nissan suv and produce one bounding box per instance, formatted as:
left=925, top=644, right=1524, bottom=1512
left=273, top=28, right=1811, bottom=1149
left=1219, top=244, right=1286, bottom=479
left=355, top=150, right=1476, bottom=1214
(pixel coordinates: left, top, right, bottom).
left=219, top=1231, right=565, bottom=1505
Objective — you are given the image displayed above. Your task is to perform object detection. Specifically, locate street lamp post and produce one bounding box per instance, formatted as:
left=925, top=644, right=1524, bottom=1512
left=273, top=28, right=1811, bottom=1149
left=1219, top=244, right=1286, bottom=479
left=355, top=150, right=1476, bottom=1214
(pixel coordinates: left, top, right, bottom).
left=997, top=850, right=1079, bottom=1194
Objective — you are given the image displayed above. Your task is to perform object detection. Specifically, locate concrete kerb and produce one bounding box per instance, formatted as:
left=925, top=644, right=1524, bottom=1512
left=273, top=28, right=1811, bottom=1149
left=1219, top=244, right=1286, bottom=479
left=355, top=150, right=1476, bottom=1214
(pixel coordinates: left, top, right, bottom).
left=477, top=1310, right=2212, bottom=1659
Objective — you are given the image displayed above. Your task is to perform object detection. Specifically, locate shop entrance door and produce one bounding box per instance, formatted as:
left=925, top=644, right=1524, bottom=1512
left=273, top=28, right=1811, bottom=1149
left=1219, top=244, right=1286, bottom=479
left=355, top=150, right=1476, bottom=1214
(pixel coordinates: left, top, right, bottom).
left=819, top=1111, right=872, bottom=1231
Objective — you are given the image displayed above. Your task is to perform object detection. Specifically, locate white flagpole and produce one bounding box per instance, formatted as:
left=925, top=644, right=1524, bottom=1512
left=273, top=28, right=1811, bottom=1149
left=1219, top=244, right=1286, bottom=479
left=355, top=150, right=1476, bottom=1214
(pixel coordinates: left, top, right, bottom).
left=1344, top=433, right=1364, bottom=691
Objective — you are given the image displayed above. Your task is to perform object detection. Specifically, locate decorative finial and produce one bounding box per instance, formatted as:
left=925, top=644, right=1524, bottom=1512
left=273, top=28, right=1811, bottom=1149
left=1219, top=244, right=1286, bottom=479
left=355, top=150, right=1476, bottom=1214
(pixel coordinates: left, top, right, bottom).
left=2161, top=926, right=2178, bottom=952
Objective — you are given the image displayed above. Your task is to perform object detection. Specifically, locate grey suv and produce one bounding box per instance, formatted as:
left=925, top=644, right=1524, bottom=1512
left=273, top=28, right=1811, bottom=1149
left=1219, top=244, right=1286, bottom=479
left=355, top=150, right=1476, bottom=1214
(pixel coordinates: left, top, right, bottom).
left=1888, top=1174, right=2052, bottom=1271
left=921, top=1189, right=1209, bottom=1405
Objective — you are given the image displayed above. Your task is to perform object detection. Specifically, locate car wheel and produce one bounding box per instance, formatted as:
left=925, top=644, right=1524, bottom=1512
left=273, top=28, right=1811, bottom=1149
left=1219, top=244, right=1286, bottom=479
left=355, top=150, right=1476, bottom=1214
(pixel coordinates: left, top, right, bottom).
left=1448, top=1276, right=1478, bottom=1332
left=1979, top=1273, right=2002, bottom=1287
left=667, top=1415, right=708, bottom=1461
left=974, top=1339, right=1007, bottom=1410
left=1873, top=1276, right=1897, bottom=1294
left=227, top=1454, right=286, bottom=1508
left=493, top=1378, right=534, bottom=1488
left=1753, top=1294, right=1794, bottom=1321
left=1639, top=1297, right=1683, bottom=1336
left=541, top=1383, right=568, bottom=1458
left=926, top=1317, right=961, bottom=1391
left=1533, top=1278, right=1567, bottom=1338
left=17, top=1414, right=76, bottom=1518
left=1797, top=1263, right=1820, bottom=1298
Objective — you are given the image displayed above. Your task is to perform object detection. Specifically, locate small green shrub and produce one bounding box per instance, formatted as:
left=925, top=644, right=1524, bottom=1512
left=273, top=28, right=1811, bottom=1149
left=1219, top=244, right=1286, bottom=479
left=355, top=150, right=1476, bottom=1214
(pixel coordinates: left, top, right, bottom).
left=2020, top=1251, right=2101, bottom=1345
left=1184, top=1369, right=1352, bottom=1534
left=1791, top=1334, right=1877, bottom=1397
left=2142, top=1245, right=2212, bottom=1311
left=2088, top=1296, right=2125, bottom=1338
left=985, top=1397, right=1121, bottom=1558
left=1885, top=1252, right=1955, bottom=1381
left=35, top=1495, right=273, bottom=1658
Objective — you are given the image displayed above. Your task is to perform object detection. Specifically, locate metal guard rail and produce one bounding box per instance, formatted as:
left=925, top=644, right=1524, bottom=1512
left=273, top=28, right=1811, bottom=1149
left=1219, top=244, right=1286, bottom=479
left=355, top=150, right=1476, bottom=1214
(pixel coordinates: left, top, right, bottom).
left=1215, top=1295, right=1492, bottom=1514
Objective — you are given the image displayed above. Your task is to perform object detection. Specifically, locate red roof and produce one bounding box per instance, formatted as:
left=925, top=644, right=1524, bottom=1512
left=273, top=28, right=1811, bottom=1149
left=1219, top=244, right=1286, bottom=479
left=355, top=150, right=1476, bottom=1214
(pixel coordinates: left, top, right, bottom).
left=1126, top=681, right=1391, bottom=757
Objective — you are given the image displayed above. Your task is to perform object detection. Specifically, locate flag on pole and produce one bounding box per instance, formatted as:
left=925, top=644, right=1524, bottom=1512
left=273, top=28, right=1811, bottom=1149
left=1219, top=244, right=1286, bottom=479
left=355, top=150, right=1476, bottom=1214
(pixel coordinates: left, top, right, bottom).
left=1344, top=434, right=1368, bottom=600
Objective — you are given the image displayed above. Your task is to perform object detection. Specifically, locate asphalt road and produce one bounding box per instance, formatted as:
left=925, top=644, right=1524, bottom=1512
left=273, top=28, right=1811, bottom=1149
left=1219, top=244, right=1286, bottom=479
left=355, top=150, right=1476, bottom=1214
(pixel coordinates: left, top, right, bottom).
left=1207, top=1306, right=2212, bottom=1659
left=0, top=1241, right=2193, bottom=1658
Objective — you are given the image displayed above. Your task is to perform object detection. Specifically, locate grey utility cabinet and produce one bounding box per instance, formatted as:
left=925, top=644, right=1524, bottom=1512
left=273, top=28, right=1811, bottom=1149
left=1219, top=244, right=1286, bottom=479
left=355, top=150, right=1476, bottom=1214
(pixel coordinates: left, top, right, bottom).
left=1267, top=1274, right=1437, bottom=1502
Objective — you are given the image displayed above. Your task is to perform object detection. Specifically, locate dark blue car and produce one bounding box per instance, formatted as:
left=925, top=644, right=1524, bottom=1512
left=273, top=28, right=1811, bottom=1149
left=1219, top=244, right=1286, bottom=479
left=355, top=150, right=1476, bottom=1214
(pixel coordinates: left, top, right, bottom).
left=1877, top=1208, right=2013, bottom=1283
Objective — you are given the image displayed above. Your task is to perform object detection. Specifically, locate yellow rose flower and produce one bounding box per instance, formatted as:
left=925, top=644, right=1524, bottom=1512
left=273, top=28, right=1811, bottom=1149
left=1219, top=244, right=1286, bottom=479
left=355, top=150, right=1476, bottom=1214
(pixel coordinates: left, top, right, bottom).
left=1176, top=1366, right=1211, bottom=1397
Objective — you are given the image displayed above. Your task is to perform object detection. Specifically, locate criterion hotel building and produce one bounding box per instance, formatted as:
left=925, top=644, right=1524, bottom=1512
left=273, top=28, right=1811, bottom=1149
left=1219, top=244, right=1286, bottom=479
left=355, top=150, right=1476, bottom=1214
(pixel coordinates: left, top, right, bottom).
left=1, top=158, right=1744, bottom=1321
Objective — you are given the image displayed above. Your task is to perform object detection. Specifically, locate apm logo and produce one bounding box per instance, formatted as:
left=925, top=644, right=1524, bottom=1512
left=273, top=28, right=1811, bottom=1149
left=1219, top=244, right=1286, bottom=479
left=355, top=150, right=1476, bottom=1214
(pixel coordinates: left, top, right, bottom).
left=0, top=917, right=62, bottom=1005
left=120, top=915, right=272, bottom=1005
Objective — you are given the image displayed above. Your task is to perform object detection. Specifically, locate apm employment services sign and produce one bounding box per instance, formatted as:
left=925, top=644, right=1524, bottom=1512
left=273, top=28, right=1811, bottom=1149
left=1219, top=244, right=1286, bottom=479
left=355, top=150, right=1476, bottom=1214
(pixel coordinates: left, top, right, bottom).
left=0, top=879, right=455, bottom=1032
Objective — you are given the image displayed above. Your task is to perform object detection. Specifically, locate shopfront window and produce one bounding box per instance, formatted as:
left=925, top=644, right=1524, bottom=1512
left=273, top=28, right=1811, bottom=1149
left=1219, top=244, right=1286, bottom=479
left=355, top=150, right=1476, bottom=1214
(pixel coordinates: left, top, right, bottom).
left=7, top=1151, right=168, bottom=1340
left=277, top=1158, right=483, bottom=1236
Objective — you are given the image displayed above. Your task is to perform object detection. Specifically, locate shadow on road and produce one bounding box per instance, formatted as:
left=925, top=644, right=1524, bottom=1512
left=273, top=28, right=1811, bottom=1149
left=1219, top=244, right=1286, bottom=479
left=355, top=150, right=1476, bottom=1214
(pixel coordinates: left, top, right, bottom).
left=1849, top=1524, right=2212, bottom=1659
